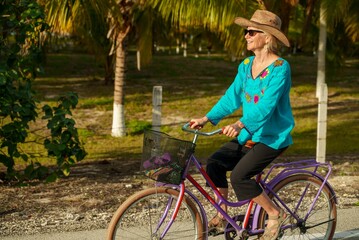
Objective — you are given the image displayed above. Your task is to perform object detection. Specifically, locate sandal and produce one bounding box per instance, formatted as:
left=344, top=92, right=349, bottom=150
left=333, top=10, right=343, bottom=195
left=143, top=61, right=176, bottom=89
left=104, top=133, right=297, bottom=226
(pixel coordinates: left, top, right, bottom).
left=260, top=209, right=287, bottom=240
left=208, top=215, right=227, bottom=235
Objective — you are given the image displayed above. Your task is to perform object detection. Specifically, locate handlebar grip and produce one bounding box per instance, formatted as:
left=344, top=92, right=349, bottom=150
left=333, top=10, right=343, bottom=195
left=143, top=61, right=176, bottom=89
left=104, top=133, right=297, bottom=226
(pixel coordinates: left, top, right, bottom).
left=182, top=123, right=222, bottom=136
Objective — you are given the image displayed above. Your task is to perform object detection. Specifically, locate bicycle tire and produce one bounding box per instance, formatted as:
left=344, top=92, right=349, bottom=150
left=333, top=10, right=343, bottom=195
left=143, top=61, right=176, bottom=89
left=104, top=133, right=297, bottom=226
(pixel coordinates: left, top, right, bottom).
left=107, top=187, right=205, bottom=240
left=258, top=174, right=337, bottom=239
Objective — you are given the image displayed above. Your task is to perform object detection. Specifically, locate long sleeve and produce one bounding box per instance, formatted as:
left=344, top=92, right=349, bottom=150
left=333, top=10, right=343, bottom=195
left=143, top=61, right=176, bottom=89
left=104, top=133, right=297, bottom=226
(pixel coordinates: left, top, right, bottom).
left=206, top=64, right=244, bottom=125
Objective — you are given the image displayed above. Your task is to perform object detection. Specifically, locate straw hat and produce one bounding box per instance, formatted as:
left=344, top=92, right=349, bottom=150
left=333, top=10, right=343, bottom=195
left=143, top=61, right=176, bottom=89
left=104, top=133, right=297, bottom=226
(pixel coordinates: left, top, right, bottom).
left=234, top=10, right=290, bottom=47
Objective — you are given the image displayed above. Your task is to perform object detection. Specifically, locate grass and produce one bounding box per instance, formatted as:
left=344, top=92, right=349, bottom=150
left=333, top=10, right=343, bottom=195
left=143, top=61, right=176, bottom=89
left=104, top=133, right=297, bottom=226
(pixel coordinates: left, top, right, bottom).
left=29, top=50, right=359, bottom=166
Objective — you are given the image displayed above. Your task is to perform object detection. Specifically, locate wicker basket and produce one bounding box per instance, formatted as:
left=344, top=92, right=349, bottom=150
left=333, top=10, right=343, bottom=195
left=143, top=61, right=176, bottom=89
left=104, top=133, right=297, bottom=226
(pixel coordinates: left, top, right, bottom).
left=141, top=130, right=195, bottom=185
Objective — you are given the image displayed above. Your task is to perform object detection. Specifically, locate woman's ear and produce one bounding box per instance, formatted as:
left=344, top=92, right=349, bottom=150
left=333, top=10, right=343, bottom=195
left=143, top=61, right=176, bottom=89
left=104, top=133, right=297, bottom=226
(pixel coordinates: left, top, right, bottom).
left=265, top=35, right=270, bottom=44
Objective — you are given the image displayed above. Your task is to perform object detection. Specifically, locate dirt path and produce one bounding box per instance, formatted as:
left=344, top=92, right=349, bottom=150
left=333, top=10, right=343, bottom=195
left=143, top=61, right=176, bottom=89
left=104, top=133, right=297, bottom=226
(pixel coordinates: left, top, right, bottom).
left=1, top=156, right=358, bottom=238
left=2, top=208, right=359, bottom=240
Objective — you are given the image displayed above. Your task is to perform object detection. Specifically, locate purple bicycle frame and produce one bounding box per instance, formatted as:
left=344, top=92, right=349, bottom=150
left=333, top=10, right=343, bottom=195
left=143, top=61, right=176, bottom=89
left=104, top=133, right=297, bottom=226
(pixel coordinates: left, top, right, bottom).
left=159, top=154, right=337, bottom=239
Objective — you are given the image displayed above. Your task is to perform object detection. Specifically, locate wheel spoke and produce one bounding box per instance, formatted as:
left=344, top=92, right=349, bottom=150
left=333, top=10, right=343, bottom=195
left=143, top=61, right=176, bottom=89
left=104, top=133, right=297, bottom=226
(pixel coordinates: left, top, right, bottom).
left=258, top=175, right=336, bottom=240
left=107, top=187, right=204, bottom=240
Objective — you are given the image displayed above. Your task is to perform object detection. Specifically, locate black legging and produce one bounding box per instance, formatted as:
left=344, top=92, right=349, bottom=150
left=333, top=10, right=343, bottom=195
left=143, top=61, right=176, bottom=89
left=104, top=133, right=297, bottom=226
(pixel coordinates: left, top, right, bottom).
left=206, top=139, right=287, bottom=201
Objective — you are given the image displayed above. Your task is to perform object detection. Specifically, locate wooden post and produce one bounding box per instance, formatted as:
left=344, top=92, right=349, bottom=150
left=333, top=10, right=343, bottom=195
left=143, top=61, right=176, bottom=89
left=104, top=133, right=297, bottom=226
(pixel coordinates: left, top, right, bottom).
left=316, top=83, right=328, bottom=163
left=152, top=86, right=162, bottom=131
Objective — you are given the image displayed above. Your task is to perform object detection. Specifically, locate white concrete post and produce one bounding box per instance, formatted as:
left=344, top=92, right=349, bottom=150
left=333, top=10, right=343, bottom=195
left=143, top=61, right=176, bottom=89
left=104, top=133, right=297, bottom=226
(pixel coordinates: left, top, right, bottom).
left=176, top=39, right=180, bottom=54
left=316, top=83, right=328, bottom=163
left=316, top=6, right=327, bottom=98
left=183, top=34, right=187, bottom=57
left=315, top=5, right=328, bottom=163
left=136, top=50, right=141, bottom=71
left=152, top=86, right=162, bottom=131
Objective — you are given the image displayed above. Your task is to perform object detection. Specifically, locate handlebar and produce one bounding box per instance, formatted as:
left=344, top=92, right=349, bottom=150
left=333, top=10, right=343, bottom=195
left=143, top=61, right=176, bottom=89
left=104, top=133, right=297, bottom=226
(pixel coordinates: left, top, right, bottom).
left=182, top=122, right=223, bottom=136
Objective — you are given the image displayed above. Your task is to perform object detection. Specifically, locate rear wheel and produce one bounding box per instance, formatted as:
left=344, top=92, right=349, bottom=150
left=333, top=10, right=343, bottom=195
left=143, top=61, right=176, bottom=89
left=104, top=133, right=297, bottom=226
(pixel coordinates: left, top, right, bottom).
left=258, top=174, right=337, bottom=239
left=107, top=187, right=205, bottom=240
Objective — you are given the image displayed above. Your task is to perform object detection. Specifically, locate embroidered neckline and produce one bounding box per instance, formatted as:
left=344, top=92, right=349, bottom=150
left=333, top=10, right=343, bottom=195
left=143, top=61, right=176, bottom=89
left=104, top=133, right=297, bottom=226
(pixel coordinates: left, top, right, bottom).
left=250, top=57, right=282, bottom=80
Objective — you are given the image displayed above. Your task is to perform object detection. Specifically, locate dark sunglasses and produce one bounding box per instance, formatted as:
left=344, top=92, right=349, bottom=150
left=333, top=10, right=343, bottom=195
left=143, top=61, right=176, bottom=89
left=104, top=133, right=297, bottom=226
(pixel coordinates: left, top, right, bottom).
left=244, top=29, right=264, bottom=36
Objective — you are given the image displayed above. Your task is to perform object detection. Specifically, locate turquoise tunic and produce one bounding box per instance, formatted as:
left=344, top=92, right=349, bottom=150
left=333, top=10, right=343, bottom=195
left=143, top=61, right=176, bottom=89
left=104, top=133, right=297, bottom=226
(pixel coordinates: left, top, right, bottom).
left=206, top=56, right=295, bottom=149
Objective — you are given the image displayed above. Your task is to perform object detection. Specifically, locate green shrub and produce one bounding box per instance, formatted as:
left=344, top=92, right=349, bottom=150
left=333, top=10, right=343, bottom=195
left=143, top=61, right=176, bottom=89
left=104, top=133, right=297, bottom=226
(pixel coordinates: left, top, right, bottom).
left=127, top=120, right=152, bottom=135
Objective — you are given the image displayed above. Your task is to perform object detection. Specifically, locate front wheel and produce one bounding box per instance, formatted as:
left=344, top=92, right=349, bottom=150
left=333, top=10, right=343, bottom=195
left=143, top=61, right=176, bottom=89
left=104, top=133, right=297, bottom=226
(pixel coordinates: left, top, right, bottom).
left=258, top=174, right=337, bottom=239
left=107, top=187, right=205, bottom=240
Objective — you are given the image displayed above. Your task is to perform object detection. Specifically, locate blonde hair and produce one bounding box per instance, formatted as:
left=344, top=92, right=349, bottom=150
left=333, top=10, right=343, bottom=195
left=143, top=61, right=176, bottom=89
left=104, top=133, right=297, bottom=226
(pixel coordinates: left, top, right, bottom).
left=263, top=32, right=279, bottom=53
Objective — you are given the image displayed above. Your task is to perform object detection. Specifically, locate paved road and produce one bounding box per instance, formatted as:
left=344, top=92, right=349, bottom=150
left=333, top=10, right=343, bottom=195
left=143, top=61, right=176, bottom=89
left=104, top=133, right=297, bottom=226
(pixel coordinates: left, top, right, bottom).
left=2, top=207, right=358, bottom=240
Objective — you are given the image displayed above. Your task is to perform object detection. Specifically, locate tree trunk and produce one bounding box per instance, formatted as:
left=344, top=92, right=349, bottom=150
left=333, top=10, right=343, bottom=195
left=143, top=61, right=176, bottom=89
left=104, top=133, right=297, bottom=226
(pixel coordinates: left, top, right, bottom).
left=278, top=0, right=294, bottom=35
left=111, top=33, right=128, bottom=137
left=300, top=0, right=317, bottom=50
left=104, top=54, right=114, bottom=85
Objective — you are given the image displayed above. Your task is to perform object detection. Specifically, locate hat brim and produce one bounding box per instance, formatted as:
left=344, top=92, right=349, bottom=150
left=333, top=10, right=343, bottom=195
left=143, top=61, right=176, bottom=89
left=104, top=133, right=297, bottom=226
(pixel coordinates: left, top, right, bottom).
left=234, top=17, right=290, bottom=47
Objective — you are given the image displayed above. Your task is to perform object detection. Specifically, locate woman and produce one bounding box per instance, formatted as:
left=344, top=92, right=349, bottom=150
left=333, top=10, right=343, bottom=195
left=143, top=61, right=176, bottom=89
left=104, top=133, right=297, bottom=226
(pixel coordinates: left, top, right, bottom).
left=190, top=10, right=295, bottom=240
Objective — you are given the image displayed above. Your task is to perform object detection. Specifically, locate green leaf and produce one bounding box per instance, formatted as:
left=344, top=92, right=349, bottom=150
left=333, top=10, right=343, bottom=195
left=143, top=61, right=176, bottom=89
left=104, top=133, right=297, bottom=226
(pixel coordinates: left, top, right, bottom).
left=21, top=154, right=29, bottom=162
left=0, top=0, right=51, bottom=183
left=62, top=166, right=71, bottom=176
left=61, top=131, right=71, bottom=143
left=0, top=75, right=6, bottom=85
left=46, top=173, right=58, bottom=183
left=24, top=164, right=34, bottom=177
left=36, top=165, right=49, bottom=179
left=0, top=154, right=13, bottom=169
left=42, top=105, right=53, bottom=118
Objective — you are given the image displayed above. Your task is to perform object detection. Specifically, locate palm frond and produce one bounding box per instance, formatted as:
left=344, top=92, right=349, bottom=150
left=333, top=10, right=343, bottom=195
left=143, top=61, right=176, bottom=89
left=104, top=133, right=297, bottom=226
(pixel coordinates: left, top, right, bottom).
left=343, top=0, right=359, bottom=42
left=146, top=0, right=258, bottom=58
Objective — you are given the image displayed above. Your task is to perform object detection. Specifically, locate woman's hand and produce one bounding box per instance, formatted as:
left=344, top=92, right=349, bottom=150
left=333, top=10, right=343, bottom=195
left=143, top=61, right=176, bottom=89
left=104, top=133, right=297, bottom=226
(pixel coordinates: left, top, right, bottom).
left=222, top=121, right=244, bottom=138
left=189, top=116, right=209, bottom=129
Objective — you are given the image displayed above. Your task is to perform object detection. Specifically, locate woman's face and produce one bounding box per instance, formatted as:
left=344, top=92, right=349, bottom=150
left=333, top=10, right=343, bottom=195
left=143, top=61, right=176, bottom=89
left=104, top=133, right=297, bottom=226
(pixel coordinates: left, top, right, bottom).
left=245, top=27, right=267, bottom=52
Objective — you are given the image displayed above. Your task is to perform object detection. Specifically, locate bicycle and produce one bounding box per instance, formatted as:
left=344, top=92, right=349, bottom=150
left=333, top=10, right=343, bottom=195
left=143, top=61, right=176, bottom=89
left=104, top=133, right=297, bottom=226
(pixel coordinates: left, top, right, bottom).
left=107, top=123, right=337, bottom=239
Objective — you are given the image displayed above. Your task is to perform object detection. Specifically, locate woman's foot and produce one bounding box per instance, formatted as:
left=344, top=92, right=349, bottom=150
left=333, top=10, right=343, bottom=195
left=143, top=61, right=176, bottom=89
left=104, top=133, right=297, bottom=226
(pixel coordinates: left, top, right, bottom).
left=208, top=215, right=227, bottom=234
left=260, top=209, right=287, bottom=240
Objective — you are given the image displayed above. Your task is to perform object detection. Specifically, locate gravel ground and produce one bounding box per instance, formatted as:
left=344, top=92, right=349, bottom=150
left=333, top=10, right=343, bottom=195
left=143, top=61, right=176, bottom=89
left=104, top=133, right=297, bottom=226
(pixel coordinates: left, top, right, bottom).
left=1, top=156, right=358, bottom=238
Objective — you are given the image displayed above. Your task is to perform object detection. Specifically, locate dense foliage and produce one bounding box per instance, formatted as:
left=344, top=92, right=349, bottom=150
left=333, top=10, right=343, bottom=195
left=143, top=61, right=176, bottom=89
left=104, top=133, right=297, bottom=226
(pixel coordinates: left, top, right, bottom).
left=0, top=0, right=86, bottom=183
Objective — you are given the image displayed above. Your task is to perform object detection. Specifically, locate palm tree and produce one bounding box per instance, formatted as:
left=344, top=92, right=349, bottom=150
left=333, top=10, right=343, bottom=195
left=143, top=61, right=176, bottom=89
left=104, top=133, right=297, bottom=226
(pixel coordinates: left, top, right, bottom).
left=107, top=1, right=156, bottom=137
left=105, top=1, right=134, bottom=137
left=43, top=0, right=153, bottom=137
left=261, top=0, right=300, bottom=34
left=299, top=0, right=318, bottom=51
left=44, top=0, right=112, bottom=80
left=146, top=0, right=259, bottom=59
left=322, top=0, right=359, bottom=61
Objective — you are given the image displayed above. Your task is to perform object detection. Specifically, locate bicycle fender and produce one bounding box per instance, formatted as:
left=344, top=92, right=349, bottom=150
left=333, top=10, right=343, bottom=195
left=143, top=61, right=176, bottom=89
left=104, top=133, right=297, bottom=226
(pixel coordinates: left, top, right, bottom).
left=184, top=188, right=209, bottom=236
left=268, top=170, right=337, bottom=204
